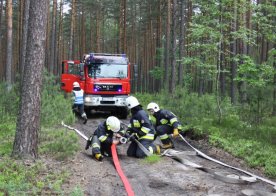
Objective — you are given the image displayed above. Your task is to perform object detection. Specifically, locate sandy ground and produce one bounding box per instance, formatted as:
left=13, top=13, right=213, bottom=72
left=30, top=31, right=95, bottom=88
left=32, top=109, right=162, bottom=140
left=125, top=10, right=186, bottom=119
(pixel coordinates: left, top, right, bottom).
left=58, top=113, right=276, bottom=196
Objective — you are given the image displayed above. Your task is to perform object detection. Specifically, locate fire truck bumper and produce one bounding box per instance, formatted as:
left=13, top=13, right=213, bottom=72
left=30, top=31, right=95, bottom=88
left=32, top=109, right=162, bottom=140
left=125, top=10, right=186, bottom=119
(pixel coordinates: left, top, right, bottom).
left=84, top=95, right=128, bottom=107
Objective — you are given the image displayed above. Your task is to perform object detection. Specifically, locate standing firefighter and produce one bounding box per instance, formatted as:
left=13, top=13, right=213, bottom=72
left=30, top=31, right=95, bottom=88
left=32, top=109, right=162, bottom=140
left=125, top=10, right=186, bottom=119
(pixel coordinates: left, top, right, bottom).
left=125, top=96, right=160, bottom=158
left=85, top=116, right=124, bottom=161
left=147, top=102, right=183, bottom=149
left=72, top=82, right=87, bottom=124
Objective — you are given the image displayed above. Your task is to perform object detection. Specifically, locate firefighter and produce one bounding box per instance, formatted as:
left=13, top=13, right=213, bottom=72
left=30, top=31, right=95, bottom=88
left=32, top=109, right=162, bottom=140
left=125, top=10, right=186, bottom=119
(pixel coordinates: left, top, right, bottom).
left=125, top=96, right=160, bottom=158
left=72, top=82, right=87, bottom=124
left=147, top=102, right=183, bottom=149
left=85, top=116, right=124, bottom=161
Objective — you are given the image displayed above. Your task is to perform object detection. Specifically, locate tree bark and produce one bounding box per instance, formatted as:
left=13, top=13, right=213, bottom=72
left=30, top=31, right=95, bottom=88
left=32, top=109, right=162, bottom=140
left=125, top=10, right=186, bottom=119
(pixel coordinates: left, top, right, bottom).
left=273, top=44, right=276, bottom=116
left=164, top=0, right=171, bottom=89
left=5, top=0, right=13, bottom=89
left=178, top=0, right=186, bottom=87
left=13, top=0, right=48, bottom=159
left=69, top=0, right=76, bottom=59
left=50, top=0, right=57, bottom=74
left=169, top=0, right=177, bottom=94
left=230, top=0, right=237, bottom=104
left=0, top=0, right=3, bottom=80
left=19, top=0, right=30, bottom=77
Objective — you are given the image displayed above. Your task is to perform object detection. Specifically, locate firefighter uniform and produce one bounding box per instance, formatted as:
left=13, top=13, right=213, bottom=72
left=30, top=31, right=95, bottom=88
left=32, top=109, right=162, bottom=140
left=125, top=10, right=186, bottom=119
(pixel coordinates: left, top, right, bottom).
left=151, top=109, right=182, bottom=147
left=86, top=119, right=124, bottom=161
left=127, top=108, right=160, bottom=158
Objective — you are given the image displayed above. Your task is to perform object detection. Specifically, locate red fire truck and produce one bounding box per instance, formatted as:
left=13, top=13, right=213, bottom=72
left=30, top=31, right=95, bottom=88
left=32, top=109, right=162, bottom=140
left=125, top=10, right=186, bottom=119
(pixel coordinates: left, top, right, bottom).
left=61, top=53, right=136, bottom=119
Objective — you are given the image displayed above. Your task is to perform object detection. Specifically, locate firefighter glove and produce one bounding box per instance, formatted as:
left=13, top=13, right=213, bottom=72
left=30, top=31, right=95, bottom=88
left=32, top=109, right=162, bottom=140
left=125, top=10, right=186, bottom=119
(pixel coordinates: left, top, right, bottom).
left=172, top=128, right=179, bottom=138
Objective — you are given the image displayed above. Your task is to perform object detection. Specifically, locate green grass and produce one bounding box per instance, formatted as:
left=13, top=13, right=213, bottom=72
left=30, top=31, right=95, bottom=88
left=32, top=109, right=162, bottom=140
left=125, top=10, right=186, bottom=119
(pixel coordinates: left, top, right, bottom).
left=39, top=127, right=80, bottom=160
left=142, top=154, right=161, bottom=164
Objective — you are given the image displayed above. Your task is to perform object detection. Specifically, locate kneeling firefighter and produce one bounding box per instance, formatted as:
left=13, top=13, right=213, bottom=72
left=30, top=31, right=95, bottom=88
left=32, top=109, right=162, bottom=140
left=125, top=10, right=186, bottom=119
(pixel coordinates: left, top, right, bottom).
left=85, top=116, right=124, bottom=161
left=147, top=102, right=184, bottom=149
left=125, top=96, right=160, bottom=158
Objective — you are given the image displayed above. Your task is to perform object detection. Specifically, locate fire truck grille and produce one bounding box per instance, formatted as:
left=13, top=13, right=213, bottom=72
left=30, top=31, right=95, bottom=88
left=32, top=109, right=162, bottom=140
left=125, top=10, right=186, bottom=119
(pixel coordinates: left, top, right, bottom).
left=94, top=84, right=122, bottom=92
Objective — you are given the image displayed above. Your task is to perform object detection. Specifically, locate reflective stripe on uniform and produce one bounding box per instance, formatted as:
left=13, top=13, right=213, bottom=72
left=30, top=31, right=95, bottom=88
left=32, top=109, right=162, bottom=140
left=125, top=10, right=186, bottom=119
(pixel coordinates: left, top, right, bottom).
left=148, top=146, right=154, bottom=154
left=141, top=126, right=150, bottom=134
left=140, top=133, right=154, bottom=140
left=133, top=120, right=141, bottom=127
left=160, top=118, right=169, bottom=125
left=160, top=134, right=169, bottom=140
left=99, top=135, right=107, bottom=142
left=92, top=143, right=100, bottom=148
left=170, top=117, right=177, bottom=124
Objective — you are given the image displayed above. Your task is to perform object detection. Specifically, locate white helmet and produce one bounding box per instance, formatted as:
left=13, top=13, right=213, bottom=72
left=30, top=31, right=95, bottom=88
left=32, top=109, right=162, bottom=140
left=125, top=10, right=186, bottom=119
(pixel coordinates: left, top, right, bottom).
left=126, top=96, right=140, bottom=109
left=106, top=116, right=121, bottom=132
left=147, top=102, right=160, bottom=112
left=73, top=82, right=80, bottom=88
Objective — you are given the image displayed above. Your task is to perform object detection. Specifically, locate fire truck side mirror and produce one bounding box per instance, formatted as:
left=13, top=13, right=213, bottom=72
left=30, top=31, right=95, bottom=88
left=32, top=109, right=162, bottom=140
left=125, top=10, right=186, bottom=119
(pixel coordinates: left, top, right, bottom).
left=133, top=64, right=138, bottom=78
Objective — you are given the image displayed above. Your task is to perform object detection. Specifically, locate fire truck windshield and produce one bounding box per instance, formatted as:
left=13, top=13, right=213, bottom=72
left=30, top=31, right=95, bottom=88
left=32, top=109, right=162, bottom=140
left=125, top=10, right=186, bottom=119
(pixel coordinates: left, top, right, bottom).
left=88, top=63, right=128, bottom=79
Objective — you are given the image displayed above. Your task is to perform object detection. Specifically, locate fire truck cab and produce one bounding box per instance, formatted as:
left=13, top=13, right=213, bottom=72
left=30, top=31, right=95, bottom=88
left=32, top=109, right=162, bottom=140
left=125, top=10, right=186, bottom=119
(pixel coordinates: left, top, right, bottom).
left=61, top=53, right=134, bottom=119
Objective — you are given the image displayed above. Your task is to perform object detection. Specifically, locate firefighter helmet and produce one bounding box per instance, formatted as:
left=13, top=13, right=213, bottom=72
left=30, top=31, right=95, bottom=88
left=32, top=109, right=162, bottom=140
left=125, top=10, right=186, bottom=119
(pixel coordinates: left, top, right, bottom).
left=73, top=82, right=80, bottom=88
left=126, top=96, right=140, bottom=109
left=147, top=102, right=160, bottom=112
left=106, top=116, right=121, bottom=132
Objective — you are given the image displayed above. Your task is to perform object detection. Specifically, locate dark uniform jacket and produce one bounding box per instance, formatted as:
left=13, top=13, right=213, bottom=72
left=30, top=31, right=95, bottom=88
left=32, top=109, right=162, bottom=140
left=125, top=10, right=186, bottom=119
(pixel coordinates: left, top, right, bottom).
left=152, top=109, right=182, bottom=130
left=128, top=108, right=155, bottom=141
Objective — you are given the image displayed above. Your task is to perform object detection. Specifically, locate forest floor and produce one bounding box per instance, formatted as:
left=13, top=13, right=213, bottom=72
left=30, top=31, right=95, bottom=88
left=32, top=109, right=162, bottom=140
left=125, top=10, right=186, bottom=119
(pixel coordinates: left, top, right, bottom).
left=50, top=113, right=276, bottom=196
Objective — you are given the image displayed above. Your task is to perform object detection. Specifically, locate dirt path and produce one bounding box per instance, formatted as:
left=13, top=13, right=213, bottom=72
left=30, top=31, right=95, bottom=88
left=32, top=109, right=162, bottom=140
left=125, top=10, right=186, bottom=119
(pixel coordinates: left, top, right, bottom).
left=60, top=115, right=276, bottom=196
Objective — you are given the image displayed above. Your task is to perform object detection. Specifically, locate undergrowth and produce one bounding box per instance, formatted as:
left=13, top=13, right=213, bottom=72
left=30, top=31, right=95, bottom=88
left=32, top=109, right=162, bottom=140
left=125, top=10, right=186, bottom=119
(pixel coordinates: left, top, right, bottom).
left=0, top=72, right=82, bottom=195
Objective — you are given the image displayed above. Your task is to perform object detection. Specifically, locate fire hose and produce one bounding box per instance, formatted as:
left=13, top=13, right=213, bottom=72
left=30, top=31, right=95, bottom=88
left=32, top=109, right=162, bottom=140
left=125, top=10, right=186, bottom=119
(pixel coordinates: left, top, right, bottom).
left=111, top=144, right=135, bottom=196
left=61, top=122, right=135, bottom=195
left=163, top=133, right=276, bottom=191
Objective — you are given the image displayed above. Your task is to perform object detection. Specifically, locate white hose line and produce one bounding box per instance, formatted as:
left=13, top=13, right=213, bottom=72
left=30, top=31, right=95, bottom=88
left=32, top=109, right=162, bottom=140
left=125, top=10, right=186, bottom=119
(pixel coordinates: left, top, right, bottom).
left=61, top=121, right=88, bottom=140
left=179, top=134, right=276, bottom=189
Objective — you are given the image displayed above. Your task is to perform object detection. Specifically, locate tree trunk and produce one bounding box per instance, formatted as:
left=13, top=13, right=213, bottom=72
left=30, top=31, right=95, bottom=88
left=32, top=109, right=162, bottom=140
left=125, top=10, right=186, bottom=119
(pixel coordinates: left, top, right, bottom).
left=178, top=0, right=186, bottom=87
left=169, top=0, right=177, bottom=94
left=19, top=0, right=30, bottom=77
left=0, top=0, right=3, bottom=80
left=69, top=0, right=76, bottom=60
left=230, top=0, right=237, bottom=104
left=273, top=44, right=276, bottom=116
left=50, top=0, right=57, bottom=74
left=164, top=0, right=171, bottom=89
left=5, top=0, right=13, bottom=89
left=119, top=0, right=126, bottom=53
left=13, top=0, right=48, bottom=159
left=57, top=0, right=64, bottom=76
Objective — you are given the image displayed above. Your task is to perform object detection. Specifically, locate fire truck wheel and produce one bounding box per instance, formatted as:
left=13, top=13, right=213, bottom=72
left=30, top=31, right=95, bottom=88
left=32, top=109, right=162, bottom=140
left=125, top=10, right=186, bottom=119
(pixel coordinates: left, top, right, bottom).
left=120, top=108, right=128, bottom=119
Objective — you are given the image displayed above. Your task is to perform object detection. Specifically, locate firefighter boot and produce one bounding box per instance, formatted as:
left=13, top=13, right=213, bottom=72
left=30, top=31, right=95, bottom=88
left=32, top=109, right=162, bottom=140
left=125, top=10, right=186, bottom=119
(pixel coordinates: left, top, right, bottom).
left=95, top=153, right=103, bottom=161
left=155, top=145, right=161, bottom=155
left=161, top=138, right=175, bottom=149
left=82, top=113, right=87, bottom=124
left=161, top=140, right=175, bottom=149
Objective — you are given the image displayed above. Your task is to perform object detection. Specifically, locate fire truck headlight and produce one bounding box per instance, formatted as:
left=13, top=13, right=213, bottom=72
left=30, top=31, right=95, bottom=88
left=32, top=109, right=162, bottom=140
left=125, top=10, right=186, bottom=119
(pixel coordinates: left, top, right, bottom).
left=85, top=97, right=92, bottom=103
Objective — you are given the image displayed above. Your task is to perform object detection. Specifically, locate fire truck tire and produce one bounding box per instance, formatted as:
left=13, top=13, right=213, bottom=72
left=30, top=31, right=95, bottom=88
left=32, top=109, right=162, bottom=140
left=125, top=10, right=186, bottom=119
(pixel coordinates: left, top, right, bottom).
left=120, top=108, right=128, bottom=119
left=84, top=108, right=91, bottom=115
